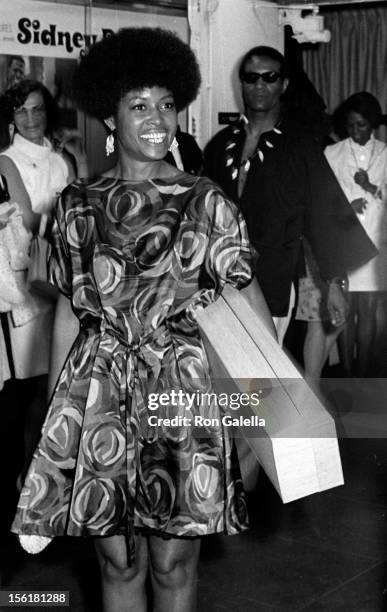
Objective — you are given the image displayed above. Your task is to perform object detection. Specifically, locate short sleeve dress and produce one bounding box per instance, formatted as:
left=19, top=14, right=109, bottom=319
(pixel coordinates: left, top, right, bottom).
left=12, top=173, right=254, bottom=561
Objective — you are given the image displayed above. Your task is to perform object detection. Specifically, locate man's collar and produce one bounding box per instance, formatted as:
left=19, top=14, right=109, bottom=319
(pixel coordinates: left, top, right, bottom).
left=238, top=113, right=283, bottom=134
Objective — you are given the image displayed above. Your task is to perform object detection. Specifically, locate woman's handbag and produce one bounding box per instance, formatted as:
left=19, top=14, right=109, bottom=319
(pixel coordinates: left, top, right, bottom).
left=0, top=243, right=26, bottom=311
left=27, top=234, right=58, bottom=300
left=0, top=203, right=29, bottom=311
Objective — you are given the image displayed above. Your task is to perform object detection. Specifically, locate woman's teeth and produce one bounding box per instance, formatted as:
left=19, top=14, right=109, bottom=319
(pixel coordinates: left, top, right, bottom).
left=141, top=132, right=167, bottom=144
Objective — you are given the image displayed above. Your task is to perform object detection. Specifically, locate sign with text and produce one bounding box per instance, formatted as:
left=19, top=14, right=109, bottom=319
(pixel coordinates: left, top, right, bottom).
left=0, top=0, right=187, bottom=59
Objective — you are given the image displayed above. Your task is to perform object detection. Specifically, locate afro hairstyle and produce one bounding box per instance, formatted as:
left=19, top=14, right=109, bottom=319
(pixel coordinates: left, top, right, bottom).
left=72, top=27, right=201, bottom=119
left=333, top=91, right=382, bottom=137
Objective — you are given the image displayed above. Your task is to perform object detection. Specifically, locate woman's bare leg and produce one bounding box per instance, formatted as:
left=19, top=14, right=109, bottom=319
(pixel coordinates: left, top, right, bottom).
left=95, top=533, right=148, bottom=612
left=303, top=320, right=342, bottom=379
left=148, top=536, right=201, bottom=612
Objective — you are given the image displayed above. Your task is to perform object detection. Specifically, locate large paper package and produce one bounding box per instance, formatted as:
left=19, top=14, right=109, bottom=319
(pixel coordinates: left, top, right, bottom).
left=196, top=285, right=344, bottom=503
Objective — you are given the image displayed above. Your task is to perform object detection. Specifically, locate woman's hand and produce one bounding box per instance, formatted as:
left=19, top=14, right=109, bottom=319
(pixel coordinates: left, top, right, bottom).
left=326, top=281, right=348, bottom=328
left=350, top=197, right=368, bottom=214
left=54, top=129, right=84, bottom=156
left=354, top=169, right=378, bottom=197
left=0, top=205, right=16, bottom=229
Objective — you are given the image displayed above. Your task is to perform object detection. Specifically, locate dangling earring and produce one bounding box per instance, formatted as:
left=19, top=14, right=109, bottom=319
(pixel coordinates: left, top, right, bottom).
left=105, top=132, right=115, bottom=156
left=168, top=137, right=178, bottom=152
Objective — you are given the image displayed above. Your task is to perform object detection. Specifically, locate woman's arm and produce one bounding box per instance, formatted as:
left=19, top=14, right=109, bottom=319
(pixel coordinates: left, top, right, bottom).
left=0, top=155, right=40, bottom=233
left=48, top=293, right=79, bottom=399
left=240, top=277, right=277, bottom=340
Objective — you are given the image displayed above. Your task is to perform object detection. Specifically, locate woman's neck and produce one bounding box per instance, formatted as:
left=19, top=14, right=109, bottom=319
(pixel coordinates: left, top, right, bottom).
left=350, top=134, right=374, bottom=147
left=15, top=133, right=45, bottom=147
left=30, top=136, right=45, bottom=146
left=106, top=158, right=180, bottom=181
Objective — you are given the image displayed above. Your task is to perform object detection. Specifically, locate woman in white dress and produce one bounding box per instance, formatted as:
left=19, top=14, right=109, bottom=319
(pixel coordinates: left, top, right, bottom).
left=325, top=92, right=387, bottom=377
left=301, top=92, right=386, bottom=378
left=0, top=79, right=86, bottom=484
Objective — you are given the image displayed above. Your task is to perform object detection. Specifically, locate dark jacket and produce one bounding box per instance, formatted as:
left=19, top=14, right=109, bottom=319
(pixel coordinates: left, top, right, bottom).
left=165, top=127, right=203, bottom=175
left=203, top=117, right=377, bottom=316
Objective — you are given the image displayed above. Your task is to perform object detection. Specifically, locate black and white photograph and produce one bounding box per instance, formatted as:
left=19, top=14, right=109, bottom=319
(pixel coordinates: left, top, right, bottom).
left=0, top=0, right=387, bottom=611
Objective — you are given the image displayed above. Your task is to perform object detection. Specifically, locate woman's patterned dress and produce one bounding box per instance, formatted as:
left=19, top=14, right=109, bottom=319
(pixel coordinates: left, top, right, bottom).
left=12, top=173, right=254, bottom=560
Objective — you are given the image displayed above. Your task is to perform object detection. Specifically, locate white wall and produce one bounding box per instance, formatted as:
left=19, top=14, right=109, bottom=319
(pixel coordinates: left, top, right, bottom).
left=189, top=0, right=284, bottom=149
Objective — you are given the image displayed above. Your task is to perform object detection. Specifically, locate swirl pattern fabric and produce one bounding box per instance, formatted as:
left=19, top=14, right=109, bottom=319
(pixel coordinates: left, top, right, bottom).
left=12, top=174, right=253, bottom=556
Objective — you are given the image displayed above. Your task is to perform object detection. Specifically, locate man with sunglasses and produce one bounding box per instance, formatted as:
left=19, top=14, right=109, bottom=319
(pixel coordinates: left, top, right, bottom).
left=204, top=45, right=376, bottom=346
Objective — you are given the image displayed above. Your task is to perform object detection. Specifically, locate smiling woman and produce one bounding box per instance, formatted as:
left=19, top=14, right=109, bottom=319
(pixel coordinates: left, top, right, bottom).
left=0, top=79, right=88, bottom=555
left=0, top=80, right=72, bottom=220
left=104, top=87, right=177, bottom=170
left=10, top=27, right=275, bottom=612
left=324, top=92, right=387, bottom=377
left=0, top=81, right=73, bottom=491
left=12, top=91, right=47, bottom=145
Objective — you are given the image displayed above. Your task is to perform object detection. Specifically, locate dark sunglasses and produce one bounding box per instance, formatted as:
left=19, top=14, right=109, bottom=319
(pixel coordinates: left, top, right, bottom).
left=241, top=71, right=283, bottom=84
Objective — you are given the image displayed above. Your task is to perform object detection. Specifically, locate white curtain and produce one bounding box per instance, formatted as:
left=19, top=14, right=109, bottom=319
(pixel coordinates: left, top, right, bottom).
left=302, top=7, right=387, bottom=118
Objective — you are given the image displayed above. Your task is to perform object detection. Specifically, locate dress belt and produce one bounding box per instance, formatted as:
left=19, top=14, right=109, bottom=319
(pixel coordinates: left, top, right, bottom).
left=91, top=320, right=172, bottom=563
left=96, top=320, right=169, bottom=441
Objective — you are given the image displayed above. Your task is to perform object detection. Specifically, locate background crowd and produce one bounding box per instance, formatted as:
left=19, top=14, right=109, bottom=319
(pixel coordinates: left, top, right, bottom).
left=0, top=34, right=386, bottom=610
left=0, top=44, right=386, bottom=500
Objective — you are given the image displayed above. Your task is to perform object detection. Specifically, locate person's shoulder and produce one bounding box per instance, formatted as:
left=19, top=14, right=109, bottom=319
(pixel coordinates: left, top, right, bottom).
left=170, top=172, right=223, bottom=198
left=281, top=116, right=319, bottom=145
left=324, top=138, right=348, bottom=159
left=0, top=140, right=17, bottom=160
left=374, top=137, right=387, bottom=154
left=187, top=174, right=228, bottom=197
left=280, top=117, right=337, bottom=168
left=176, top=130, right=200, bottom=148
left=0, top=150, right=22, bottom=184
left=0, top=149, right=17, bottom=170
left=187, top=175, right=239, bottom=220
left=213, top=124, right=235, bottom=139
left=206, top=124, right=236, bottom=149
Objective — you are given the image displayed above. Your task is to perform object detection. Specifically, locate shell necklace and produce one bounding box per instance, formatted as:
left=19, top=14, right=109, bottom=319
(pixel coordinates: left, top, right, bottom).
left=225, top=117, right=282, bottom=181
